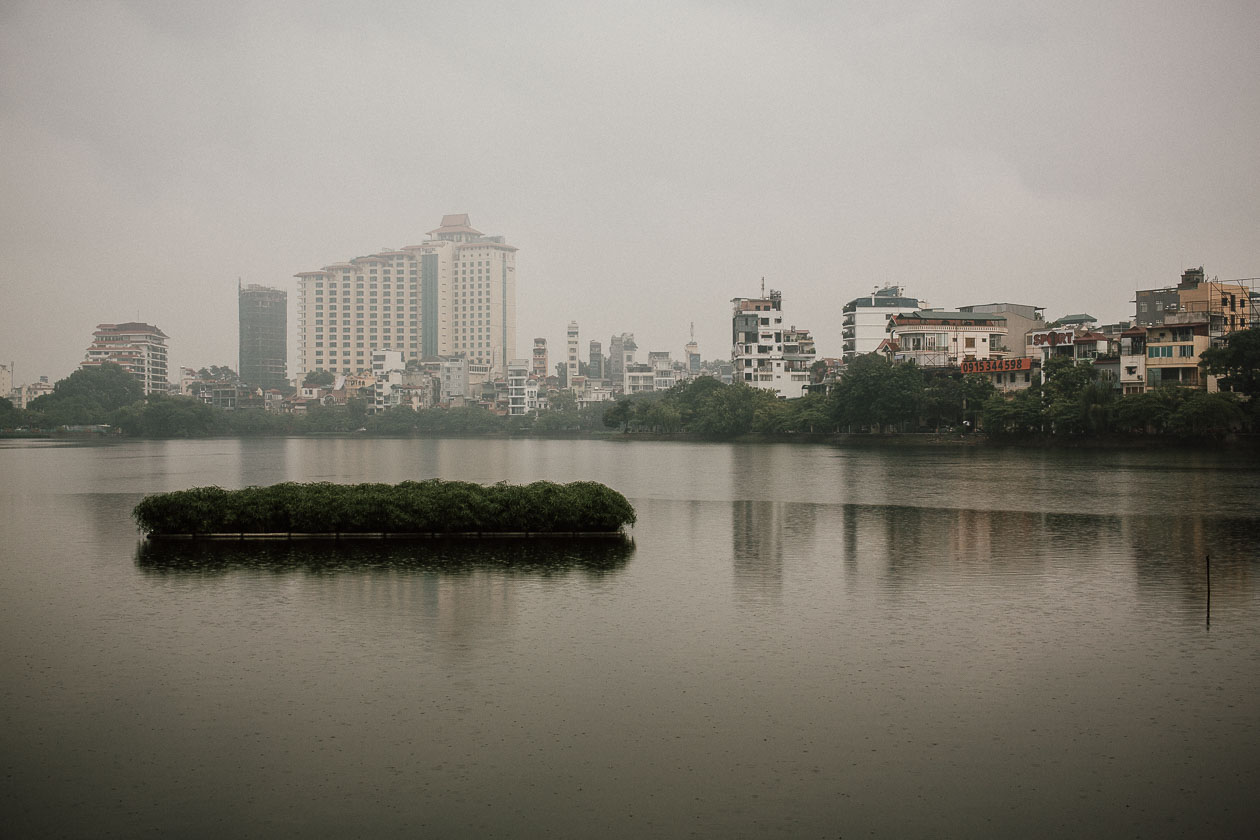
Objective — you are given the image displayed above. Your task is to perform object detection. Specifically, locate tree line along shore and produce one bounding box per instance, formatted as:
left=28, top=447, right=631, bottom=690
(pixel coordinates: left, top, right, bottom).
left=5, top=330, right=1260, bottom=442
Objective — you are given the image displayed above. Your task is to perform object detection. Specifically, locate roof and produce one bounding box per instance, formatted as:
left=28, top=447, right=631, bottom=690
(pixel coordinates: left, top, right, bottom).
left=427, top=214, right=483, bottom=236
left=1053, top=313, right=1097, bottom=324
left=890, top=310, right=1007, bottom=326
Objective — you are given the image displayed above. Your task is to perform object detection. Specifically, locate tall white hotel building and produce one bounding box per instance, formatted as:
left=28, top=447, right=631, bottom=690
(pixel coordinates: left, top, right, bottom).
left=295, top=215, right=517, bottom=379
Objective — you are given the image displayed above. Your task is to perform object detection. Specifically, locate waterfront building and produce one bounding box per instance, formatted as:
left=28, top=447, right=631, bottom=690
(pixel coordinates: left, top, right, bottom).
left=507, top=359, right=530, bottom=415
left=1135, top=267, right=1253, bottom=338
left=238, top=284, right=287, bottom=389
left=295, top=214, right=517, bottom=380
left=731, top=288, right=816, bottom=398
left=957, top=303, right=1045, bottom=358
left=370, top=349, right=405, bottom=414
left=1144, top=314, right=1214, bottom=389
left=842, top=286, right=924, bottom=363
left=1119, top=327, right=1147, bottom=395
left=532, top=338, right=548, bottom=379
left=886, top=311, right=1008, bottom=369
left=82, top=322, right=169, bottom=395
left=566, top=321, right=579, bottom=388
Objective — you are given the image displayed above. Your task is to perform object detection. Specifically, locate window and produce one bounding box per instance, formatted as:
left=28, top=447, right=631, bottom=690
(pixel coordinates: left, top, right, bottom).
left=964, top=337, right=976, bottom=349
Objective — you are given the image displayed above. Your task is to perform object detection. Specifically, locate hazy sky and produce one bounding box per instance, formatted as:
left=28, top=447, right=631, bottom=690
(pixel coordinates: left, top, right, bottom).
left=2, top=0, right=1257, bottom=384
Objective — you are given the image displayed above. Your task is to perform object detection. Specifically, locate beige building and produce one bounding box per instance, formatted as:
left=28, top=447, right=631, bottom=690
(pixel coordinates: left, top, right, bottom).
left=82, top=322, right=169, bottom=395
left=295, top=214, right=517, bottom=380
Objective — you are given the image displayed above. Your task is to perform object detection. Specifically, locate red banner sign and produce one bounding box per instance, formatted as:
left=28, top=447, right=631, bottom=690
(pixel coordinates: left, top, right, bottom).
left=961, top=358, right=1033, bottom=374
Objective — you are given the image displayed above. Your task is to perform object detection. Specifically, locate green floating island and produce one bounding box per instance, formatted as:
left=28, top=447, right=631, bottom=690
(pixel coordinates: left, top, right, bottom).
left=133, top=480, right=636, bottom=539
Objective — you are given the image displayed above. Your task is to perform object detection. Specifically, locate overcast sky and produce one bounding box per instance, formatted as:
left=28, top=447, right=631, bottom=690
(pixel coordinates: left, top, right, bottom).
left=2, top=0, right=1257, bottom=385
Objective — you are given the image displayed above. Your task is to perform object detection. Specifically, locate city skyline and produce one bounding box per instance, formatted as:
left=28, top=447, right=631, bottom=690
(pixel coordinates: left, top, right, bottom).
left=2, top=1, right=1258, bottom=385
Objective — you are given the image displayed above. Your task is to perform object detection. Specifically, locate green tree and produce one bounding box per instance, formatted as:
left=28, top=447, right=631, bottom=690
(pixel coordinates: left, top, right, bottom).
left=1167, top=391, right=1244, bottom=437
left=1200, top=328, right=1260, bottom=397
left=303, top=369, right=335, bottom=388
left=28, top=362, right=145, bottom=426
left=603, top=399, right=632, bottom=432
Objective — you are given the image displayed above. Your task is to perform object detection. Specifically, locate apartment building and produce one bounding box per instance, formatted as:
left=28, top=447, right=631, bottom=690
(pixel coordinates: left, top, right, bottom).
left=842, top=286, right=924, bottom=363
left=886, top=311, right=1007, bottom=369
left=82, top=322, right=169, bottom=395
left=731, top=288, right=816, bottom=398
left=295, top=214, right=517, bottom=380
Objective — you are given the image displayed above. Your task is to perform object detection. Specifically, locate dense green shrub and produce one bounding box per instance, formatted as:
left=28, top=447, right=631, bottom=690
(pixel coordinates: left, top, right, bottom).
left=133, top=480, right=636, bottom=536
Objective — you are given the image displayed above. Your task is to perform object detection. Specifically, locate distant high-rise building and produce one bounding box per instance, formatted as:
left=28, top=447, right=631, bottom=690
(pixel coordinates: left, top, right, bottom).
left=532, top=338, right=548, bottom=379
left=566, top=321, right=579, bottom=387
left=588, top=340, right=603, bottom=380
left=238, top=283, right=287, bottom=389
left=82, top=322, right=169, bottom=395
left=609, top=332, right=636, bottom=383
left=295, top=214, right=517, bottom=379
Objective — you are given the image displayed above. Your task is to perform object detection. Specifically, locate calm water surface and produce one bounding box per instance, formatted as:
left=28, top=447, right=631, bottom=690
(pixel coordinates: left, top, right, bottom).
left=2, top=438, right=1258, bottom=838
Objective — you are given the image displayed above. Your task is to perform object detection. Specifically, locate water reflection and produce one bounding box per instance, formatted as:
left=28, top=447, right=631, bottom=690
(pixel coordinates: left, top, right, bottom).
left=1129, top=513, right=1259, bottom=613
left=731, top=500, right=817, bottom=602
left=136, top=536, right=634, bottom=578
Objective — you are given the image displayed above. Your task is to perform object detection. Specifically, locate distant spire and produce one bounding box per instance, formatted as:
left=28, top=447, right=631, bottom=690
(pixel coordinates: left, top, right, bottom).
left=760, top=276, right=765, bottom=297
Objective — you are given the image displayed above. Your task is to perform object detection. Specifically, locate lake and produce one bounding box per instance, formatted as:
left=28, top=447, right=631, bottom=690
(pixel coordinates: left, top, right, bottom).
left=2, top=437, right=1258, bottom=837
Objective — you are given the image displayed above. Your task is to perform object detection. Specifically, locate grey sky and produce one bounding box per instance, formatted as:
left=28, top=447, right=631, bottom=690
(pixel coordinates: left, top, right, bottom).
left=2, top=0, right=1257, bottom=384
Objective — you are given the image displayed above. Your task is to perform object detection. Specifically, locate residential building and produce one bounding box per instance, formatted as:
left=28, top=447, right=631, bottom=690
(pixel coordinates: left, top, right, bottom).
left=0, top=363, right=11, bottom=401
left=507, top=358, right=530, bottom=415
left=957, top=303, right=1045, bottom=358
left=82, top=322, right=169, bottom=395
left=1144, top=314, right=1212, bottom=389
left=1135, top=267, right=1253, bottom=338
left=649, top=351, right=676, bottom=391
left=295, top=214, right=517, bottom=380
left=566, top=321, right=579, bottom=388
left=842, top=286, right=924, bottom=363
left=608, top=333, right=636, bottom=385
left=370, top=350, right=405, bottom=413
left=588, top=341, right=603, bottom=381
left=886, top=311, right=1007, bottom=369
left=238, top=284, right=287, bottom=389
left=532, top=338, right=548, bottom=379
left=1119, top=327, right=1147, bottom=394
left=623, top=363, right=655, bottom=394
left=731, top=288, right=816, bottom=398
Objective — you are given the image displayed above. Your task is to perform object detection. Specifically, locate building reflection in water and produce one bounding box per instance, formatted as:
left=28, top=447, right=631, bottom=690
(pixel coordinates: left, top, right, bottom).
left=731, top=500, right=817, bottom=602
left=136, top=538, right=632, bottom=657
left=1128, top=512, right=1259, bottom=614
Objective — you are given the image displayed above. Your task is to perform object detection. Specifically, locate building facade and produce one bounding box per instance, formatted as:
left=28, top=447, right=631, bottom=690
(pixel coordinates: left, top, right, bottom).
left=957, top=303, right=1045, bottom=358
left=588, top=341, right=603, bottom=381
left=1135, top=267, right=1253, bottom=337
left=238, top=283, right=287, bottom=390
left=842, top=286, right=924, bottom=363
left=82, top=322, right=169, bottom=395
left=887, top=311, right=1007, bottom=368
left=295, top=214, right=517, bottom=380
left=566, top=321, right=579, bottom=388
left=731, top=289, right=816, bottom=398
left=532, top=338, right=548, bottom=379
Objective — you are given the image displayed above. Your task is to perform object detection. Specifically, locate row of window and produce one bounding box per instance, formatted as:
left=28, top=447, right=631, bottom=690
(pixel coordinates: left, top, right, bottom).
left=1147, top=345, right=1195, bottom=358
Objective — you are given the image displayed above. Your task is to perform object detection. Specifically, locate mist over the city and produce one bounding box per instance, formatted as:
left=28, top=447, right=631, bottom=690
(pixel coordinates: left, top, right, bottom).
left=3, top=0, right=1257, bottom=381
